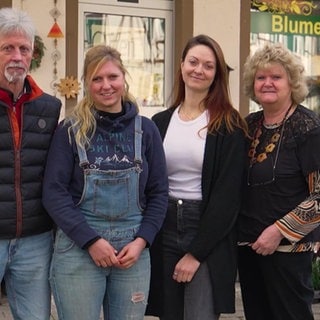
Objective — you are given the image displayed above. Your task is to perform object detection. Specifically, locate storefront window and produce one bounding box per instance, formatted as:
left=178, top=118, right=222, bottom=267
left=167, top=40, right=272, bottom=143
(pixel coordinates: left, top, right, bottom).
left=84, top=13, right=165, bottom=107
left=79, top=0, right=174, bottom=114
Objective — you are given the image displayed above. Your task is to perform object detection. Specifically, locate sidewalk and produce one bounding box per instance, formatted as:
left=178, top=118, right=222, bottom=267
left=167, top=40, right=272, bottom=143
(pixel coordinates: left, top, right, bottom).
left=1, top=283, right=320, bottom=319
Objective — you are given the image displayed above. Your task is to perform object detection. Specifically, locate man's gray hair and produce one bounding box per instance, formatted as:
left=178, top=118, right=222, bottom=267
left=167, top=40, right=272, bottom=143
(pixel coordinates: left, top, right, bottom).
left=0, top=7, right=36, bottom=47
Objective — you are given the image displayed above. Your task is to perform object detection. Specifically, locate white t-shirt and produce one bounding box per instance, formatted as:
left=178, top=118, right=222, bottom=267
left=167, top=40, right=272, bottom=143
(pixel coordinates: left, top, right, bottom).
left=163, top=107, right=208, bottom=200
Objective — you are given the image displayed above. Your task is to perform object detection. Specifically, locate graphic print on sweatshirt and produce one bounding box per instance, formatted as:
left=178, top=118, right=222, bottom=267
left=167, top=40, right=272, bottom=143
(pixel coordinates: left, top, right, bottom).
left=87, top=127, right=135, bottom=171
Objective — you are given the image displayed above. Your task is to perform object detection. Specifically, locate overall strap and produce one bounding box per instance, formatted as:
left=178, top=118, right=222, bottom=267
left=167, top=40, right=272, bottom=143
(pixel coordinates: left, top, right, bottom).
left=134, top=115, right=143, bottom=168
left=70, top=121, right=90, bottom=169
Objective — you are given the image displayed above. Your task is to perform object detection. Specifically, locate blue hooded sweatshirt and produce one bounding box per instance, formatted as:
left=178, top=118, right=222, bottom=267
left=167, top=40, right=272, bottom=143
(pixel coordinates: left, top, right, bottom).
left=42, top=101, right=168, bottom=249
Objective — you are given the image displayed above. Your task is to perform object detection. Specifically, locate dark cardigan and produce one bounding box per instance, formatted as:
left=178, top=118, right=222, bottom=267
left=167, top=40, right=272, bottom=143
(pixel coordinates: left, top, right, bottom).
left=146, top=107, right=247, bottom=315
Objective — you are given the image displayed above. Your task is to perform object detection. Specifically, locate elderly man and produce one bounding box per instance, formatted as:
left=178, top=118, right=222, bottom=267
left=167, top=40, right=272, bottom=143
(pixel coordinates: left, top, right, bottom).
left=0, top=7, right=61, bottom=320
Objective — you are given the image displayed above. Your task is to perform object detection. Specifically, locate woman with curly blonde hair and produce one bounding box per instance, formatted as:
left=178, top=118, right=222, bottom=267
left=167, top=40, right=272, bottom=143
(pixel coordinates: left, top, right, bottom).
left=238, top=42, right=320, bottom=320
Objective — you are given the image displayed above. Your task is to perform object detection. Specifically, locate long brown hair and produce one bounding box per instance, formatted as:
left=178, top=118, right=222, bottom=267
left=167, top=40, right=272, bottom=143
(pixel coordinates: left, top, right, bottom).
left=171, top=34, right=247, bottom=135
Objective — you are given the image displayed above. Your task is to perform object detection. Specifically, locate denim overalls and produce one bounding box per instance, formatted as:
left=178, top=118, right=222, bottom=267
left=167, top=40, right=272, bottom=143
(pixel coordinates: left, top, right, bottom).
left=50, top=116, right=150, bottom=320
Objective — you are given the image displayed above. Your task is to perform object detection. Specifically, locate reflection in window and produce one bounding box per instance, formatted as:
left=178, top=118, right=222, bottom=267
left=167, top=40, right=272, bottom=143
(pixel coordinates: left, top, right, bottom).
left=84, top=13, right=165, bottom=107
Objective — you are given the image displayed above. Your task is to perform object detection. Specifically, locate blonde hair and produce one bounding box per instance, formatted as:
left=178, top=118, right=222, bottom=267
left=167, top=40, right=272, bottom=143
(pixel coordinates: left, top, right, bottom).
left=66, top=45, right=136, bottom=148
left=243, top=42, right=308, bottom=104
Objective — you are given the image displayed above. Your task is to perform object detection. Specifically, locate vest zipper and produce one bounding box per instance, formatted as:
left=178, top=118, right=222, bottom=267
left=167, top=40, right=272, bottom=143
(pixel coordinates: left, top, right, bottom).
left=8, top=106, right=23, bottom=237
left=15, top=149, right=23, bottom=237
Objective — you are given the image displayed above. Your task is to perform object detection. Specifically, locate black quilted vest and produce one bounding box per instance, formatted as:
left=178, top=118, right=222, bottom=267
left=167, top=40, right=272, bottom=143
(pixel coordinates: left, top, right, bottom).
left=0, top=92, right=61, bottom=239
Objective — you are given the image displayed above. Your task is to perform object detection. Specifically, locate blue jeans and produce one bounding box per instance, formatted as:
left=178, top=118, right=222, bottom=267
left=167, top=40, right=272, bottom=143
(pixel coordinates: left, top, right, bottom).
left=50, top=229, right=150, bottom=320
left=51, top=115, right=150, bottom=319
left=161, top=198, right=219, bottom=320
left=0, top=231, right=53, bottom=320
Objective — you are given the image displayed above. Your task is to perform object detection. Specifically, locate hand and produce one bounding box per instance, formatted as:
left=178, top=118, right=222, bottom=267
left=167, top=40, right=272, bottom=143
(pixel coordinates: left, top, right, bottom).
left=88, top=238, right=119, bottom=267
left=251, top=224, right=283, bottom=255
left=115, top=237, right=147, bottom=269
left=172, top=253, right=200, bottom=283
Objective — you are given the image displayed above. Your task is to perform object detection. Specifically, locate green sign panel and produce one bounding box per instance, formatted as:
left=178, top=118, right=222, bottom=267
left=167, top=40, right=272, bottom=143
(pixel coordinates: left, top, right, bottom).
left=251, top=11, right=320, bottom=35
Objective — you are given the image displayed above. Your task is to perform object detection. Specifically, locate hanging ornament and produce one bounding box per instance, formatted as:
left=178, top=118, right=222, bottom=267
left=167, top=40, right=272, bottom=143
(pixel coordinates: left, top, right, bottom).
left=57, top=76, right=81, bottom=99
left=47, top=22, right=64, bottom=38
left=47, top=0, right=64, bottom=96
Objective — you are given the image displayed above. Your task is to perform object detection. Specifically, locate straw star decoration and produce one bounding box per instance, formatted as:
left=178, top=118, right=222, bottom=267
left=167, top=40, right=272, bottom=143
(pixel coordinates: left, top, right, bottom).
left=57, top=76, right=81, bottom=99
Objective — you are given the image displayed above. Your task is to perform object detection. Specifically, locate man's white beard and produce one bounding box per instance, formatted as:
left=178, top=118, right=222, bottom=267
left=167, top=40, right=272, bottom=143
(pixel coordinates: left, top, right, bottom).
left=5, top=69, right=27, bottom=83
left=4, top=62, right=27, bottom=83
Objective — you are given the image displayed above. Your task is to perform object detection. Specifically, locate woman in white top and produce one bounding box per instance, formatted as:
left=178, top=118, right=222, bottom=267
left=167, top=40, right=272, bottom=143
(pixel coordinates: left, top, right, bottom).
left=146, top=34, right=248, bottom=320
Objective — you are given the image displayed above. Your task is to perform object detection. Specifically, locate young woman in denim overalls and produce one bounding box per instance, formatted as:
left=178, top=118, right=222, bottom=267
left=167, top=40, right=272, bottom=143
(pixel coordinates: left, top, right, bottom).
left=43, top=45, right=168, bottom=320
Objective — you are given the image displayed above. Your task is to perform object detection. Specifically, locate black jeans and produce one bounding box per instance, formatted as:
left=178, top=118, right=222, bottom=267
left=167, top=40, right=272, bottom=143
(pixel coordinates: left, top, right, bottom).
left=161, top=197, right=218, bottom=320
left=238, top=246, right=314, bottom=320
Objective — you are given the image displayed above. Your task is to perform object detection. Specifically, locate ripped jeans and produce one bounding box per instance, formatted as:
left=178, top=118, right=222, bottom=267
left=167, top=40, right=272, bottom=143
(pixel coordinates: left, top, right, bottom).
left=50, top=229, right=150, bottom=320
left=51, top=116, right=150, bottom=319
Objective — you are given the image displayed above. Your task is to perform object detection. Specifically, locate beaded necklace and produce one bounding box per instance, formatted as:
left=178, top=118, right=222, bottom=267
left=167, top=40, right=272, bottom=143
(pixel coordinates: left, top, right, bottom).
left=248, top=104, right=293, bottom=164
